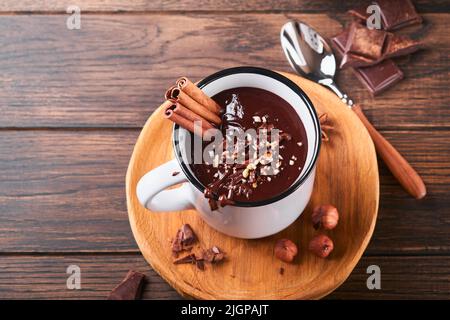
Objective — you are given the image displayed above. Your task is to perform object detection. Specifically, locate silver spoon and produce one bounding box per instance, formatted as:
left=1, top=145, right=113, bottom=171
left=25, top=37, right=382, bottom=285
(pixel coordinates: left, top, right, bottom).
left=280, top=21, right=426, bottom=199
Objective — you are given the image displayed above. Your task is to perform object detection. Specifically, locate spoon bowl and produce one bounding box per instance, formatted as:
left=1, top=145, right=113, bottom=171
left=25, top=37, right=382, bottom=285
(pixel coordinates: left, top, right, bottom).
left=280, top=21, right=352, bottom=105
left=281, top=21, right=336, bottom=81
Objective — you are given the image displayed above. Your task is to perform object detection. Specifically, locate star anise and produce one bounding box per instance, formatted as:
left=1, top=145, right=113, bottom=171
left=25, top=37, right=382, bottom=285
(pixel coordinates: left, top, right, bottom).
left=319, top=113, right=334, bottom=142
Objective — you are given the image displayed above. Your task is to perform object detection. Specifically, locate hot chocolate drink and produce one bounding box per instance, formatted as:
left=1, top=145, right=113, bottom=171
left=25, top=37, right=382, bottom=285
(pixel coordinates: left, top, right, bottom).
left=190, top=87, right=308, bottom=207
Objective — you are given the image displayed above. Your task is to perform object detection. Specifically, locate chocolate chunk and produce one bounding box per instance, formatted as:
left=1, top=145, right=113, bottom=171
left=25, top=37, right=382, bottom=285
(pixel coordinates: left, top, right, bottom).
left=340, top=23, right=422, bottom=69
left=173, top=253, right=197, bottom=265
left=171, top=224, right=197, bottom=256
left=355, top=60, right=404, bottom=95
left=375, top=0, right=422, bottom=31
left=202, top=246, right=225, bottom=263
left=383, top=33, right=423, bottom=59
left=331, top=29, right=403, bottom=95
left=331, top=29, right=350, bottom=55
left=344, top=22, right=387, bottom=61
left=347, top=6, right=370, bottom=22
left=107, top=270, right=145, bottom=300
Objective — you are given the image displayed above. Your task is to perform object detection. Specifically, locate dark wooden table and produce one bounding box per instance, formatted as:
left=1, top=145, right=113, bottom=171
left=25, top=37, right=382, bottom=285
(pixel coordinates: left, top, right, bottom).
left=0, top=0, right=449, bottom=299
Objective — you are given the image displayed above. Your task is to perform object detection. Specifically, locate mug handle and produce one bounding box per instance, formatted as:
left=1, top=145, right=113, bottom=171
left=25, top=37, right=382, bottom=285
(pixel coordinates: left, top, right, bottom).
left=136, top=159, right=194, bottom=212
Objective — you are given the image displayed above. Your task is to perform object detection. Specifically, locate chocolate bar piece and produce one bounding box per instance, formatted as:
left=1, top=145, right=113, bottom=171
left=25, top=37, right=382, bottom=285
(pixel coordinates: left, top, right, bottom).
left=347, top=0, right=422, bottom=31
left=107, top=270, right=145, bottom=300
left=340, top=22, right=385, bottom=68
left=375, top=0, right=422, bottom=30
left=355, top=61, right=404, bottom=95
left=384, top=33, right=423, bottom=58
left=345, top=22, right=386, bottom=60
left=340, top=22, right=422, bottom=68
left=347, top=6, right=369, bottom=22
left=331, top=30, right=403, bottom=95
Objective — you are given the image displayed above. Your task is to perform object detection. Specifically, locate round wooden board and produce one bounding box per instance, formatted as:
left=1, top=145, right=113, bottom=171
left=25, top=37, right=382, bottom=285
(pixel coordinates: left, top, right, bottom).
left=126, top=72, right=379, bottom=300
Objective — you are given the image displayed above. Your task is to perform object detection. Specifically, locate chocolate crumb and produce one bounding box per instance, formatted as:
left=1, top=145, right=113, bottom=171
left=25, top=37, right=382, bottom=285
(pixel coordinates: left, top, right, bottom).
left=279, top=267, right=285, bottom=275
left=172, top=171, right=180, bottom=176
left=203, top=246, right=225, bottom=263
left=171, top=224, right=197, bottom=256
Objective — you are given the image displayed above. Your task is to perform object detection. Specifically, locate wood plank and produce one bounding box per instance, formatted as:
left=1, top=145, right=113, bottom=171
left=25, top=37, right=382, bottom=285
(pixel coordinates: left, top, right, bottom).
left=0, top=254, right=448, bottom=299
left=0, top=14, right=448, bottom=129
left=0, top=130, right=140, bottom=252
left=0, top=0, right=447, bottom=13
left=0, top=130, right=448, bottom=254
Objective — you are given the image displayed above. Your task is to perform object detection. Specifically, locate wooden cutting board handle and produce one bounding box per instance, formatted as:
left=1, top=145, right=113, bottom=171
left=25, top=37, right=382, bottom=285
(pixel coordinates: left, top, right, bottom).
left=352, top=104, right=426, bottom=199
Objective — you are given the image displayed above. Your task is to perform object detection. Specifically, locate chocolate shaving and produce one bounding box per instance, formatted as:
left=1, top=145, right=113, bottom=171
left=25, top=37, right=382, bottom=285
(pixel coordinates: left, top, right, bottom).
left=171, top=224, right=197, bottom=256
left=172, top=171, right=180, bottom=176
left=107, top=270, right=145, bottom=300
left=173, top=253, right=197, bottom=265
left=196, top=259, right=205, bottom=271
left=208, top=198, right=219, bottom=211
left=218, top=194, right=235, bottom=207
left=201, top=111, right=295, bottom=209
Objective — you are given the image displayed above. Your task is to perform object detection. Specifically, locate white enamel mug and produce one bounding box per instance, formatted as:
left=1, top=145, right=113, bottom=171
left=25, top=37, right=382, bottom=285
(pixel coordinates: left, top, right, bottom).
left=137, top=67, right=321, bottom=239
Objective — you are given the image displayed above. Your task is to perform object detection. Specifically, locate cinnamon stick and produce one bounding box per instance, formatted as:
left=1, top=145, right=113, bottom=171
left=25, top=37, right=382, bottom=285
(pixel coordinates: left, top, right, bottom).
left=163, top=100, right=214, bottom=138
left=166, top=86, right=221, bottom=126
left=176, top=77, right=221, bottom=114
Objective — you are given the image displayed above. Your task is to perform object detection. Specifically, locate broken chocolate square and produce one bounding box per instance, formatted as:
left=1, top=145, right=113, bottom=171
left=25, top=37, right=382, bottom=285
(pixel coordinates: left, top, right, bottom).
left=340, top=23, right=423, bottom=69
left=344, top=22, right=386, bottom=61
left=384, top=33, right=423, bottom=59
left=331, top=29, right=403, bottom=95
left=375, top=0, right=422, bottom=31
left=171, top=224, right=197, bottom=256
left=347, top=6, right=370, bottom=22
left=355, top=61, right=404, bottom=95
left=107, top=270, right=145, bottom=300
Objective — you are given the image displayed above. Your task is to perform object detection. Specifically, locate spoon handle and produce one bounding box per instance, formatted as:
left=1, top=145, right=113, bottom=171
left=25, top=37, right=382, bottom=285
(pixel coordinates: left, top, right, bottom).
left=352, top=104, right=426, bottom=199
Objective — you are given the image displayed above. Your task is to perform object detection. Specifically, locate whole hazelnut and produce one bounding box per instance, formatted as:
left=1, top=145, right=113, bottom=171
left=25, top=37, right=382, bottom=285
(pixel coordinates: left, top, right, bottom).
left=308, top=234, right=334, bottom=258
left=312, top=204, right=339, bottom=230
left=274, top=239, right=298, bottom=263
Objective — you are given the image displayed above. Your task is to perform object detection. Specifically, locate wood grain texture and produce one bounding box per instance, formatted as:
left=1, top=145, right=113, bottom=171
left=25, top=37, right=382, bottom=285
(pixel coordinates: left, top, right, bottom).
left=0, top=129, right=448, bottom=254
left=0, top=1, right=448, bottom=299
left=125, top=74, right=379, bottom=299
left=0, top=254, right=448, bottom=299
left=353, top=105, right=426, bottom=199
left=0, top=0, right=447, bottom=13
left=0, top=14, right=448, bottom=128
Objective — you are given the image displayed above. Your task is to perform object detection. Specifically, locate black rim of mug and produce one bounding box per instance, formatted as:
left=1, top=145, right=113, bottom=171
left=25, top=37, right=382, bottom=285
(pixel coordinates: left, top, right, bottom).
left=172, top=66, right=321, bottom=208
